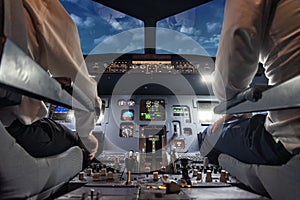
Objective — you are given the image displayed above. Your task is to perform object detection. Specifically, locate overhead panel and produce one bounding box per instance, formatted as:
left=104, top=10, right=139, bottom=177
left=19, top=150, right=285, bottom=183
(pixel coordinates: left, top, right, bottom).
left=93, top=0, right=212, bottom=22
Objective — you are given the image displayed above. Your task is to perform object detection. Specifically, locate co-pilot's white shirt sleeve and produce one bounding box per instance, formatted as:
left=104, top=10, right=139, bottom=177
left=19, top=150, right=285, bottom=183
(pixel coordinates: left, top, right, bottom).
left=212, top=0, right=268, bottom=101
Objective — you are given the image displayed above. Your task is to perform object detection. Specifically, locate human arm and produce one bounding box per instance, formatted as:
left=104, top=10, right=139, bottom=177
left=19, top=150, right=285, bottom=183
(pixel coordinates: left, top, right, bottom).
left=23, top=0, right=101, bottom=158
left=212, top=0, right=268, bottom=101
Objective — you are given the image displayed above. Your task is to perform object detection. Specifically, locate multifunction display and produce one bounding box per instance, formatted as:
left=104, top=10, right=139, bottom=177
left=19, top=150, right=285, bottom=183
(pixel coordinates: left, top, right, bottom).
left=50, top=106, right=74, bottom=122
left=140, top=99, right=165, bottom=121
left=121, top=109, right=134, bottom=121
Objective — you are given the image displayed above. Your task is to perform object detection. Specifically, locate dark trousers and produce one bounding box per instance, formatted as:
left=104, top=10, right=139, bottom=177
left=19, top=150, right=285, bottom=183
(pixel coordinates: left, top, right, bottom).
left=201, top=114, right=292, bottom=165
left=6, top=118, right=91, bottom=169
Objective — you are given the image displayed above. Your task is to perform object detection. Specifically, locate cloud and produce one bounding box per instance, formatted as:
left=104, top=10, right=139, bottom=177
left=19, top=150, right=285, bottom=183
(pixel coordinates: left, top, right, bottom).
left=179, top=26, right=196, bottom=34
left=91, top=28, right=144, bottom=54
left=70, top=14, right=95, bottom=28
left=94, top=5, right=125, bottom=30
left=206, top=22, right=222, bottom=34
left=109, top=20, right=123, bottom=30
left=83, top=16, right=95, bottom=27
left=70, top=14, right=82, bottom=26
left=156, top=28, right=208, bottom=55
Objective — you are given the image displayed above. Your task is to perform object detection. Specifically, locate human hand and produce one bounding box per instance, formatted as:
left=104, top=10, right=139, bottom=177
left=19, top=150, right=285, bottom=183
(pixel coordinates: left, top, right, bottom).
left=80, top=134, right=98, bottom=160
left=211, top=114, right=234, bottom=133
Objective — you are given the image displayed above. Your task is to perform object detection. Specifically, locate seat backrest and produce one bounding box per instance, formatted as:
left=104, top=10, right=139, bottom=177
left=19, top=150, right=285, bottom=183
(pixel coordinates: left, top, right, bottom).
left=2, top=0, right=28, bottom=53
left=0, top=1, right=22, bottom=107
left=0, top=0, right=90, bottom=112
left=0, top=0, right=23, bottom=108
left=0, top=1, right=83, bottom=198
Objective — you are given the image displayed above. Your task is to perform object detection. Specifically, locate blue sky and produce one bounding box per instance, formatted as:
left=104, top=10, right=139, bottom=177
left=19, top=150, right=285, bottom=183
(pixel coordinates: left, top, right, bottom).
left=60, top=0, right=225, bottom=56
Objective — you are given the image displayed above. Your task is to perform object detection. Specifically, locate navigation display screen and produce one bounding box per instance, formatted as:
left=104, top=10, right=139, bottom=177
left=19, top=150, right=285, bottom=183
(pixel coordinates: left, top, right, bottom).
left=51, top=106, right=74, bottom=122
left=54, top=106, right=69, bottom=113
left=140, top=99, right=165, bottom=121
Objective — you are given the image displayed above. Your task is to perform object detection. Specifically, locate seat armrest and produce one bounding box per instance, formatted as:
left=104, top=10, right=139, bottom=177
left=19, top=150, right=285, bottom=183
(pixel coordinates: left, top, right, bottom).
left=219, top=153, right=300, bottom=200
left=0, top=121, right=83, bottom=199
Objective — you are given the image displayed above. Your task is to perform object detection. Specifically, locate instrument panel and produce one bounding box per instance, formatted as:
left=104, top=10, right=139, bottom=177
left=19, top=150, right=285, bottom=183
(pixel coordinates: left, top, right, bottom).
left=86, top=54, right=215, bottom=75
left=49, top=54, right=269, bottom=199
left=103, top=60, right=199, bottom=74
left=50, top=95, right=220, bottom=157
left=56, top=156, right=265, bottom=200
left=100, top=95, right=217, bottom=155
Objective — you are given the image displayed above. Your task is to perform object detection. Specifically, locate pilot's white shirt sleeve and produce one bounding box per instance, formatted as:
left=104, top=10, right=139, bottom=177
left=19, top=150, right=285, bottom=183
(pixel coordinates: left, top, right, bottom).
left=2, top=0, right=100, bottom=136
left=1, top=0, right=48, bottom=126
left=212, top=0, right=267, bottom=101
left=22, top=0, right=101, bottom=137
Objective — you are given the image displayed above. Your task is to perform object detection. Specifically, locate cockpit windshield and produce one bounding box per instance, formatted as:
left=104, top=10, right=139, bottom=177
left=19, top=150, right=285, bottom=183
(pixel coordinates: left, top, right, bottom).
left=60, top=0, right=144, bottom=54
left=157, top=0, right=225, bottom=56
left=60, top=0, right=225, bottom=56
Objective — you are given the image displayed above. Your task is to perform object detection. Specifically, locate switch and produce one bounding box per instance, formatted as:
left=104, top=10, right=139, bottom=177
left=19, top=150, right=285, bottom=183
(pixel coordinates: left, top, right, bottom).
left=205, top=170, right=212, bottom=182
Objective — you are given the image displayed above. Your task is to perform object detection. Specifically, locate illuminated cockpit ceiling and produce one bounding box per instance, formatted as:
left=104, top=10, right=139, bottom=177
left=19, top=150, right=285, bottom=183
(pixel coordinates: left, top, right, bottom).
left=60, top=0, right=225, bottom=56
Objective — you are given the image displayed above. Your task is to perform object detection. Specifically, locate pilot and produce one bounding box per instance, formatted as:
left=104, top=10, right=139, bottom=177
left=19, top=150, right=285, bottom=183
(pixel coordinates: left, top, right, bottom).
left=201, top=0, right=300, bottom=165
left=0, top=0, right=101, bottom=165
